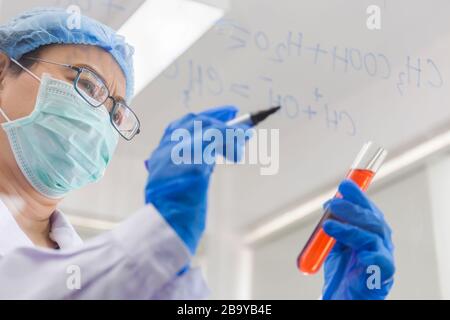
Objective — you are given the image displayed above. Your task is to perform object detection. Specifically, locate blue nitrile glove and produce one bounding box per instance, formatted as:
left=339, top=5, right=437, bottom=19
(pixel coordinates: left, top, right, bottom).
left=145, top=106, right=251, bottom=255
left=322, top=180, right=395, bottom=300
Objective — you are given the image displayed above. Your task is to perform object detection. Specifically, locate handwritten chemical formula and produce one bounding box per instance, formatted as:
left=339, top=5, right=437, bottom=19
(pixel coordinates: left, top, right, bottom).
left=214, top=19, right=443, bottom=96
left=163, top=18, right=445, bottom=138
left=165, top=59, right=356, bottom=137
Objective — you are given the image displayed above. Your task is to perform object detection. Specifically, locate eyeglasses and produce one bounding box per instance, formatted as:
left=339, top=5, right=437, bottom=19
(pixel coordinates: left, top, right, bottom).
left=21, top=57, right=140, bottom=141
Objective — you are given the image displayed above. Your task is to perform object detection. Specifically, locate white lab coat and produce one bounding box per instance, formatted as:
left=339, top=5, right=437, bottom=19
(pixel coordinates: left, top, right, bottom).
left=0, top=199, right=209, bottom=299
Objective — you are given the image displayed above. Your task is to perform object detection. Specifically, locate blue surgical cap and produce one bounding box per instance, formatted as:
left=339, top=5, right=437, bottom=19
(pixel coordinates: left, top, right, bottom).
left=0, top=7, right=135, bottom=102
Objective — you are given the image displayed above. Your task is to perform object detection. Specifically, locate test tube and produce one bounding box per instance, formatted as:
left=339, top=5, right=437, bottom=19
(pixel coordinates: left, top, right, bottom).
left=297, top=141, right=388, bottom=275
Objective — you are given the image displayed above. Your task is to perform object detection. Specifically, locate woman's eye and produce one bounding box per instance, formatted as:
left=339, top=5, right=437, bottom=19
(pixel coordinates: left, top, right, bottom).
left=113, top=109, right=124, bottom=126
left=80, top=80, right=96, bottom=95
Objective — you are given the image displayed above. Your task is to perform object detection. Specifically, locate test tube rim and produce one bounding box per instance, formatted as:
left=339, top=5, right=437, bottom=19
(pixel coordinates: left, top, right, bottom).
left=351, top=141, right=388, bottom=172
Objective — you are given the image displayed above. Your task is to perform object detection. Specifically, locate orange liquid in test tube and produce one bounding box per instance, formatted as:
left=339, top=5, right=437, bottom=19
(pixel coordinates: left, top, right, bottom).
left=297, top=142, right=387, bottom=275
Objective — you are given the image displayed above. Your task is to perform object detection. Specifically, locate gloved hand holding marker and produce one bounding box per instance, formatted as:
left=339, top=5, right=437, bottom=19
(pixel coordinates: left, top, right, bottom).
left=145, top=106, right=281, bottom=255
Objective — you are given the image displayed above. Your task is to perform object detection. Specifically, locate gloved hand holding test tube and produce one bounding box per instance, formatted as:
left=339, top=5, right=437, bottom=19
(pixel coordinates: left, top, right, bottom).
left=297, top=142, right=388, bottom=275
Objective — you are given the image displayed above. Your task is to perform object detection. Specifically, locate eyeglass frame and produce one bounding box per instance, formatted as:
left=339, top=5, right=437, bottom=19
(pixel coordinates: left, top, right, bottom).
left=14, top=56, right=140, bottom=141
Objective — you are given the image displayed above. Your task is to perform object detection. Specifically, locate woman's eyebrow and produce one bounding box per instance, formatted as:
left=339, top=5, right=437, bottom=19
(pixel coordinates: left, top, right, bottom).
left=115, top=96, right=127, bottom=104
left=73, top=63, right=112, bottom=90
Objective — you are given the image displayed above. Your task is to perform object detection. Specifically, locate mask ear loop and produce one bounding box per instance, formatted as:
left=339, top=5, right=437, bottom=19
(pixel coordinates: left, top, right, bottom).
left=0, top=108, right=11, bottom=122
left=9, top=57, right=41, bottom=83
left=0, top=57, right=42, bottom=123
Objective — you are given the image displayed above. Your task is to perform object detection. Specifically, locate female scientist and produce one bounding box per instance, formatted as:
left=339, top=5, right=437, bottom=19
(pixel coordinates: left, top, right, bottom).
left=0, top=8, right=394, bottom=299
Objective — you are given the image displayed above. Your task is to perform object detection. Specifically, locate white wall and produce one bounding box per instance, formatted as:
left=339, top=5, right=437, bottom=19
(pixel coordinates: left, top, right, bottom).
left=427, top=152, right=450, bottom=299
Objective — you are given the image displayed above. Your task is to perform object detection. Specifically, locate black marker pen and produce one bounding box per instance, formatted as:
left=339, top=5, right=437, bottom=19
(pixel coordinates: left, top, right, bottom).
left=226, top=106, right=281, bottom=127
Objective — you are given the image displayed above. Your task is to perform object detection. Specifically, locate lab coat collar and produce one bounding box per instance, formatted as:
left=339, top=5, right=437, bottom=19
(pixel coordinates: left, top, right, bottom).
left=0, top=198, right=83, bottom=256
left=49, top=209, right=83, bottom=249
